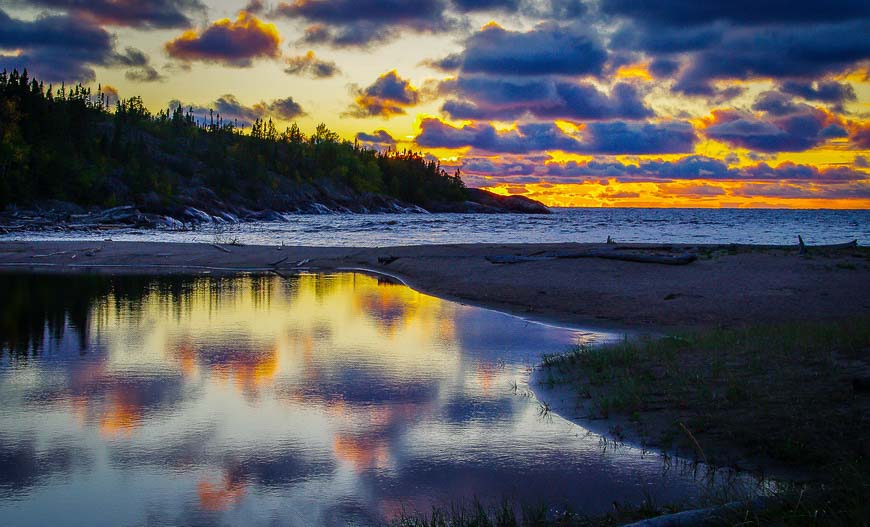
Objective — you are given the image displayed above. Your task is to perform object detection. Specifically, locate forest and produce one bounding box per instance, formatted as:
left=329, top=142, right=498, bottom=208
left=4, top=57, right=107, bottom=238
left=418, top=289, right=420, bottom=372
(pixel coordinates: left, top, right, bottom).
left=0, top=69, right=469, bottom=212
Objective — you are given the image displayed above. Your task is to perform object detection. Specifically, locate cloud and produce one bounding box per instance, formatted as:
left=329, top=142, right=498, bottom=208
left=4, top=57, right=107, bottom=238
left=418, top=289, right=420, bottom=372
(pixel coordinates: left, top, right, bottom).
left=275, top=0, right=454, bottom=48
left=704, top=105, right=843, bottom=152
left=0, top=8, right=113, bottom=82
left=344, top=70, right=420, bottom=118
left=19, top=0, right=205, bottom=29
left=541, top=156, right=868, bottom=184
left=673, top=22, right=870, bottom=94
left=415, top=118, right=696, bottom=154
left=452, top=0, right=521, bottom=12
left=243, top=0, right=266, bottom=14
left=440, top=77, right=652, bottom=120
left=283, top=50, right=340, bottom=78
left=355, top=129, right=397, bottom=147
left=578, top=121, right=697, bottom=154
left=108, top=46, right=166, bottom=82
left=165, top=12, right=281, bottom=67
left=779, top=80, right=857, bottom=108
left=600, top=0, right=869, bottom=26
left=171, top=94, right=305, bottom=126
left=441, top=23, right=607, bottom=77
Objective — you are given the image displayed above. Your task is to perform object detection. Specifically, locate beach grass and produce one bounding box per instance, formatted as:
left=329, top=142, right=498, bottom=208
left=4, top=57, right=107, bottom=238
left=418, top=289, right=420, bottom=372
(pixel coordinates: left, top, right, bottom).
left=536, top=317, right=870, bottom=525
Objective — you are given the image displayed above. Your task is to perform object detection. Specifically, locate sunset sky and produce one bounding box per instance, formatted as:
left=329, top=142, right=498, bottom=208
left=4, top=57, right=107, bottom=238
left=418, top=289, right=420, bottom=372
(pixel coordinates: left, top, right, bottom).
left=1, top=0, right=868, bottom=208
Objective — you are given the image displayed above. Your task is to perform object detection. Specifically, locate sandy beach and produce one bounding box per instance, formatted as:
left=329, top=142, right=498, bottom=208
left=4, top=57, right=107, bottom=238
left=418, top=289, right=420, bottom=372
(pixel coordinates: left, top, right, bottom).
left=1, top=240, right=867, bottom=329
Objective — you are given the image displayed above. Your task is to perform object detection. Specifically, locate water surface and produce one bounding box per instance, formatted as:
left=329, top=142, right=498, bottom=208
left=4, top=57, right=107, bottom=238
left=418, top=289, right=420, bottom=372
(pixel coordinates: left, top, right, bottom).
left=4, top=208, right=867, bottom=246
left=1, top=272, right=748, bottom=525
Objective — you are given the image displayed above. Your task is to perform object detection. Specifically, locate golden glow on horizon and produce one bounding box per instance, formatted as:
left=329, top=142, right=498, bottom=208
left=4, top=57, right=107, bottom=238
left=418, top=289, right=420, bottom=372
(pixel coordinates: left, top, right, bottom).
left=483, top=181, right=870, bottom=209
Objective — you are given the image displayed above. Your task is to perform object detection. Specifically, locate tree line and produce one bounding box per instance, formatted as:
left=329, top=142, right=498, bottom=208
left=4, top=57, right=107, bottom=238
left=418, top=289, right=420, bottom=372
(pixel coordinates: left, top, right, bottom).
left=0, top=69, right=468, bottom=209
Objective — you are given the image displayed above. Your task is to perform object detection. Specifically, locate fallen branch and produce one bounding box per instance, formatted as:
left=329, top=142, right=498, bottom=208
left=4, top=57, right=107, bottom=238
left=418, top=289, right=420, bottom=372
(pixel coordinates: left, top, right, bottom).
left=31, top=251, right=69, bottom=258
left=269, top=256, right=289, bottom=267
left=210, top=243, right=231, bottom=253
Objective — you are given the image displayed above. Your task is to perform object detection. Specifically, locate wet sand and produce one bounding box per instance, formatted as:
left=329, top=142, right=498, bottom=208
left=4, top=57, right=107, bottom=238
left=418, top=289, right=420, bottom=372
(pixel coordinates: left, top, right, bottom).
left=1, top=240, right=868, bottom=329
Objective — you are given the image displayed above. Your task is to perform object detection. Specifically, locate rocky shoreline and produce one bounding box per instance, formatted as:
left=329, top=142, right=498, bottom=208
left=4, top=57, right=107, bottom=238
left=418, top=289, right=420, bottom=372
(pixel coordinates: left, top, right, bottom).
left=0, top=186, right=550, bottom=234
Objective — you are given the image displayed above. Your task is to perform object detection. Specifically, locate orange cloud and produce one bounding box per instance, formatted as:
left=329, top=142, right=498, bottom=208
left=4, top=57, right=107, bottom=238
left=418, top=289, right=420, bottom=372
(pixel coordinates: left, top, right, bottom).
left=165, top=12, right=281, bottom=67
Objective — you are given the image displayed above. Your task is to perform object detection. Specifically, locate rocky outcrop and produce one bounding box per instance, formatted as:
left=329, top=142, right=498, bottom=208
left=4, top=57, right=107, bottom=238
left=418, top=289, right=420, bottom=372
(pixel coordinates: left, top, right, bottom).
left=0, top=182, right=551, bottom=233
left=462, top=188, right=551, bottom=214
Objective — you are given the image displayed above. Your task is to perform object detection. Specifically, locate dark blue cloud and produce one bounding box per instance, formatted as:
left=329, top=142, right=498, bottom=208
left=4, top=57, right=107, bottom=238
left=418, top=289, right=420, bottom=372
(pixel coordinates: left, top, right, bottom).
left=0, top=9, right=113, bottom=82
left=345, top=70, right=420, bottom=118
left=448, top=23, right=606, bottom=77
left=440, top=77, right=651, bottom=121
left=600, top=0, right=869, bottom=26
left=356, top=129, right=397, bottom=146
left=543, top=156, right=868, bottom=184
left=578, top=121, right=697, bottom=154
left=284, top=51, right=340, bottom=78
left=415, top=118, right=696, bottom=154
left=18, top=0, right=205, bottom=29
left=276, top=0, right=454, bottom=47
left=170, top=94, right=305, bottom=126
left=452, top=0, right=520, bottom=12
left=704, top=107, right=838, bottom=152
left=674, top=22, right=870, bottom=95
left=780, top=80, right=857, bottom=105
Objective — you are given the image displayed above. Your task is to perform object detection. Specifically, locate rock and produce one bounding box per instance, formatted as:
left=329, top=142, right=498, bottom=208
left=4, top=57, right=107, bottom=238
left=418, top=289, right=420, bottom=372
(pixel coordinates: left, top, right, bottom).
left=465, top=188, right=551, bottom=214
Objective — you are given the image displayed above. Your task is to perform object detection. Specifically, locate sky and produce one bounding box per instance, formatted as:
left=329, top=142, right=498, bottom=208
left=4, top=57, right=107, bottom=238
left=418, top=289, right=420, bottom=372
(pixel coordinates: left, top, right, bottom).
left=0, top=0, right=869, bottom=208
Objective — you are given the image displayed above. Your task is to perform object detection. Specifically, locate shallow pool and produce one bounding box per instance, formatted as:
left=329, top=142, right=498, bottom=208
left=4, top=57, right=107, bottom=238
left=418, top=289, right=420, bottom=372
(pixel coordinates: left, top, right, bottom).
left=0, top=272, right=748, bottom=525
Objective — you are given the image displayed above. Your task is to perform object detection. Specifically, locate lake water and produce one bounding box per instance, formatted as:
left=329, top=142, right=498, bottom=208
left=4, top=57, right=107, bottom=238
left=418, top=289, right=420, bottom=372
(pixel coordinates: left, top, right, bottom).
left=0, top=273, right=756, bottom=526
left=4, top=208, right=868, bottom=246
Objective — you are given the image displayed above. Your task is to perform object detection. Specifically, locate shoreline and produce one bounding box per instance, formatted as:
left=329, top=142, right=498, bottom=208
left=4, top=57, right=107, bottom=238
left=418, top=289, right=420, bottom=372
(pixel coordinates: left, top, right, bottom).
left=1, top=239, right=867, bottom=331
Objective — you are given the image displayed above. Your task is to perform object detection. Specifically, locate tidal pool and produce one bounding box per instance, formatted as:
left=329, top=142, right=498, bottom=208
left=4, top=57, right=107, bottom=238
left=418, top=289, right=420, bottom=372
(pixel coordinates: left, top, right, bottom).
left=1, top=272, right=746, bottom=525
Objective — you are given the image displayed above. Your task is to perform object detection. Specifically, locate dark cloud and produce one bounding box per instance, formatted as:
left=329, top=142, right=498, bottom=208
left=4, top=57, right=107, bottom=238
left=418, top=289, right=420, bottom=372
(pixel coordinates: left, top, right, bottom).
left=345, top=70, right=420, bottom=118
left=415, top=118, right=696, bottom=154
left=600, top=0, right=869, bottom=27
left=283, top=51, right=340, bottom=78
left=18, top=0, right=205, bottom=29
left=109, top=46, right=166, bottom=82
left=0, top=8, right=113, bottom=82
left=165, top=12, right=281, bottom=67
left=447, top=23, right=606, bottom=77
left=452, top=0, right=520, bottom=12
left=356, top=129, right=397, bottom=147
left=170, top=94, right=305, bottom=126
left=578, top=121, right=697, bottom=155
left=125, top=65, right=165, bottom=82
left=674, top=22, right=870, bottom=95
left=611, top=23, right=724, bottom=54
left=243, top=0, right=266, bottom=14
left=704, top=106, right=842, bottom=152
left=780, top=80, right=857, bottom=106
left=440, top=78, right=652, bottom=121
left=268, top=97, right=305, bottom=120
left=275, top=0, right=455, bottom=48
left=542, top=156, right=868, bottom=184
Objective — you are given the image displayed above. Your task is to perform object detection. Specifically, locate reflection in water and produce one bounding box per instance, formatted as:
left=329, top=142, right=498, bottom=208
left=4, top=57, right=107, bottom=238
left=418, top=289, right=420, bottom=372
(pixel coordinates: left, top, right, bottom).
left=1, top=273, right=746, bottom=526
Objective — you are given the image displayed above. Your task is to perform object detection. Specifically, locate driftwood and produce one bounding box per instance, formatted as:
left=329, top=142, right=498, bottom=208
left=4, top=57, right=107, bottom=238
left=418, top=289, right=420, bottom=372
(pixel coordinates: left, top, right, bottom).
left=210, top=243, right=231, bottom=253
left=799, top=236, right=857, bottom=254
left=487, top=249, right=697, bottom=266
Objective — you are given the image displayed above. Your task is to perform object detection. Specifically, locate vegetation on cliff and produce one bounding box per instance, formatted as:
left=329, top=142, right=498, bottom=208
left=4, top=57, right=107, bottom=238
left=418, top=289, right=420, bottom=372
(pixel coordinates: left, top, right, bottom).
left=0, top=69, right=470, bottom=212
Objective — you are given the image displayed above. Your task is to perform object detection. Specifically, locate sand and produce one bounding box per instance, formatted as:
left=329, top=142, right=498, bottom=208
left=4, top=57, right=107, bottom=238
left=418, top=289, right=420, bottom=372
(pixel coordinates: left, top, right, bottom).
left=1, top=240, right=868, bottom=330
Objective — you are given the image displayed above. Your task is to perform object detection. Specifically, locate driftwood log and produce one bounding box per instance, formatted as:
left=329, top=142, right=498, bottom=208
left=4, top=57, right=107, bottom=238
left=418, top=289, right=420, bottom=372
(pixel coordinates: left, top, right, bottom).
left=799, top=236, right=857, bottom=254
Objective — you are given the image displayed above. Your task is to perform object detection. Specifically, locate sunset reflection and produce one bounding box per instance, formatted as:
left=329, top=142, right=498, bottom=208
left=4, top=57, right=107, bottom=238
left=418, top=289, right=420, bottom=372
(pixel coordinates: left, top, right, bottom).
left=4, top=272, right=719, bottom=527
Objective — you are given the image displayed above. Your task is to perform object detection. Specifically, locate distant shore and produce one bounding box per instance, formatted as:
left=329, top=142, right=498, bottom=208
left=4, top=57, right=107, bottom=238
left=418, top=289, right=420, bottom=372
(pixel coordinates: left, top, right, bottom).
left=1, top=240, right=867, bottom=329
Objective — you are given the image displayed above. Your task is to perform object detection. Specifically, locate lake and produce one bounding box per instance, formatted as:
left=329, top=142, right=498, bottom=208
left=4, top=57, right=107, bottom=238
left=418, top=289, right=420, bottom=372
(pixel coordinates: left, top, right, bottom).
left=1, top=272, right=755, bottom=525
left=4, top=208, right=868, bottom=247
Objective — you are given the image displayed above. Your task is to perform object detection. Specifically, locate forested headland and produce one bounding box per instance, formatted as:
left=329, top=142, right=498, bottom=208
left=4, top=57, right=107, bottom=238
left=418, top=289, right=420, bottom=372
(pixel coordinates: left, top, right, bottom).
left=0, top=69, right=547, bottom=227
